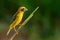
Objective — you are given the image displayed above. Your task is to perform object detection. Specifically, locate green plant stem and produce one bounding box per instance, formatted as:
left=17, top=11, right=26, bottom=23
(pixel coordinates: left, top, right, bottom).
left=10, top=6, right=39, bottom=40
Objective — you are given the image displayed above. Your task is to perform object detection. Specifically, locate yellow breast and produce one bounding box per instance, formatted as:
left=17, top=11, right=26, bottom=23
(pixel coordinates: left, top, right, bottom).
left=17, top=11, right=24, bottom=23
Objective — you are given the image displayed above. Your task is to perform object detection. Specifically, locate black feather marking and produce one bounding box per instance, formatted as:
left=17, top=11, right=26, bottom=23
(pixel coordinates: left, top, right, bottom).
left=21, top=8, right=24, bottom=11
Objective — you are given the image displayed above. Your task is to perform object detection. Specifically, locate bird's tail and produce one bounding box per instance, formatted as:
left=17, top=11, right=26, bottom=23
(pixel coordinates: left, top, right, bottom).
left=6, top=24, right=13, bottom=36
left=6, top=28, right=11, bottom=36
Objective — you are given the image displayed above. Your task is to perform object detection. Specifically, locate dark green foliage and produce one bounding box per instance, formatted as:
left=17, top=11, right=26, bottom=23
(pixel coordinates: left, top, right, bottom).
left=0, top=0, right=60, bottom=40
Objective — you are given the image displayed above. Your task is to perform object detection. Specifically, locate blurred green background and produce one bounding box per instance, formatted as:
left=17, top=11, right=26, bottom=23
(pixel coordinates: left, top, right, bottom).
left=0, top=0, right=60, bottom=40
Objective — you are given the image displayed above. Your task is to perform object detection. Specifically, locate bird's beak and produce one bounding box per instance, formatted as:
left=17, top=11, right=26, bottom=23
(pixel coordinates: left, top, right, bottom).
left=25, top=8, right=28, bottom=12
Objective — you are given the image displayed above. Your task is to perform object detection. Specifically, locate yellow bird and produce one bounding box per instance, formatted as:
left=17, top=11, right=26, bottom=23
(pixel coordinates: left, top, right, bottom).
left=6, top=6, right=28, bottom=36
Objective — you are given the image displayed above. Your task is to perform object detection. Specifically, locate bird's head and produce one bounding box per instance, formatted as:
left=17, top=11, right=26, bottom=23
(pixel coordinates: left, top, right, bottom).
left=18, top=6, right=28, bottom=12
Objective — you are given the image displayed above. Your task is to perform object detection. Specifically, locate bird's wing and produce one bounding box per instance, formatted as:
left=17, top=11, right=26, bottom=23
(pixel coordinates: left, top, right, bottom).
left=9, top=11, right=18, bottom=24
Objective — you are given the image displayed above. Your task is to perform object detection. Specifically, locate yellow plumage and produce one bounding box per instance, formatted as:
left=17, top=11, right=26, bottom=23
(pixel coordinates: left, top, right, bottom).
left=7, top=6, right=28, bottom=36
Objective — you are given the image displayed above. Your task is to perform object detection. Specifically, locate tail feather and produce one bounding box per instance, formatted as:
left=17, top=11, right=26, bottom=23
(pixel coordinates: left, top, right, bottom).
left=6, top=29, right=11, bottom=36
left=6, top=18, right=17, bottom=36
left=6, top=22, right=14, bottom=36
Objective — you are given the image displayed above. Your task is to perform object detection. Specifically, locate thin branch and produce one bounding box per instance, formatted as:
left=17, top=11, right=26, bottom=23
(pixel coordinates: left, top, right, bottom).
left=10, top=6, right=39, bottom=40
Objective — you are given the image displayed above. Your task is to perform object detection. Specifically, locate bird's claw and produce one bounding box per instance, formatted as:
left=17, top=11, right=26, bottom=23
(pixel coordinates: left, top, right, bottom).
left=14, top=27, right=18, bottom=35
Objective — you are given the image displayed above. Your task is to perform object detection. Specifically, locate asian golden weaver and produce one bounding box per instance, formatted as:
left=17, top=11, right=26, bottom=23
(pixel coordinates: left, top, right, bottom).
left=6, top=6, right=28, bottom=36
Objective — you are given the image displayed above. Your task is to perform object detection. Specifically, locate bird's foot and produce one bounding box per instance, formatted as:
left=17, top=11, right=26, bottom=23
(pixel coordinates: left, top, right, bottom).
left=14, top=27, right=18, bottom=35
left=18, top=24, right=21, bottom=26
left=15, top=30, right=18, bottom=35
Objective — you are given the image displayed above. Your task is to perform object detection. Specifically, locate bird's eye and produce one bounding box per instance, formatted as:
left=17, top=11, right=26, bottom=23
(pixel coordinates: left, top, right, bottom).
left=21, top=8, right=24, bottom=11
